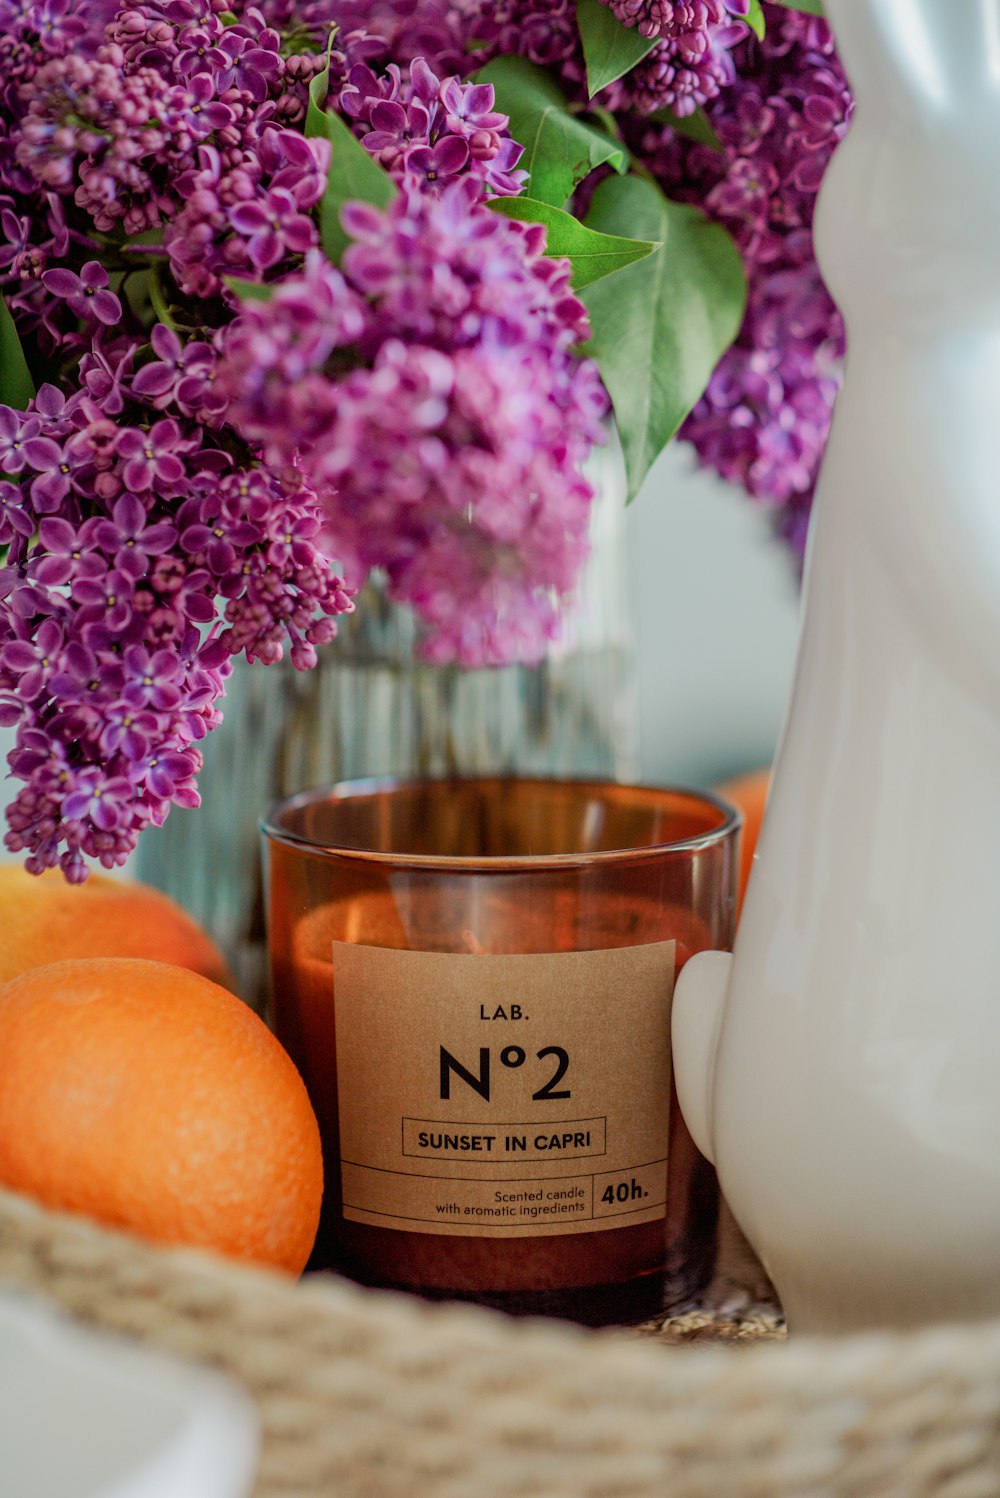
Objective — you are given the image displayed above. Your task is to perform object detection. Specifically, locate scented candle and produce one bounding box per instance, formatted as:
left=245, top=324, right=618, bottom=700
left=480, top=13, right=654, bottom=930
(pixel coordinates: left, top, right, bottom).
left=263, top=777, right=739, bottom=1324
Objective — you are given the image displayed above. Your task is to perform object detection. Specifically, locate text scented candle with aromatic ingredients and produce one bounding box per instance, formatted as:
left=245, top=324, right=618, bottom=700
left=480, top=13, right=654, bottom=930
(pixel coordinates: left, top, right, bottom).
left=263, top=778, right=740, bottom=1324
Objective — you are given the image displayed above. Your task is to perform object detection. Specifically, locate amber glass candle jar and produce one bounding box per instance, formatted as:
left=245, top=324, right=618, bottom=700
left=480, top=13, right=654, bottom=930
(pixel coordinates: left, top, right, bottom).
left=263, top=777, right=740, bottom=1325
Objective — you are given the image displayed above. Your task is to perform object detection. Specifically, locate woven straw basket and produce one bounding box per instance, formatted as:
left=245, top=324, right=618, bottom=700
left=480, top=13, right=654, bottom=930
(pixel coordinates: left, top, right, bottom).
left=3, top=1183, right=999, bottom=1498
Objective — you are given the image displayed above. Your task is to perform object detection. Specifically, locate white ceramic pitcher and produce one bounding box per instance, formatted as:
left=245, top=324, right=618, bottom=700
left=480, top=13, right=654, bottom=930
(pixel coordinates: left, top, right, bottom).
left=672, top=0, right=1000, bottom=1333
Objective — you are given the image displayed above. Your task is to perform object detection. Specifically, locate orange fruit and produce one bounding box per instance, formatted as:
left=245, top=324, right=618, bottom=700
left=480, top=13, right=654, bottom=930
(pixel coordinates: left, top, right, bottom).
left=0, top=958, right=323, bottom=1274
left=0, top=867, right=231, bottom=989
left=713, top=767, right=771, bottom=910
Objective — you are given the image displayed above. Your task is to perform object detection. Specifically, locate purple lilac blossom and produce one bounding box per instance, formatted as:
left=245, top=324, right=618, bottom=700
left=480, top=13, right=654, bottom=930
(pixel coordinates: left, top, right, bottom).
left=463, top=0, right=846, bottom=545
left=454, top=0, right=847, bottom=543
left=337, top=55, right=527, bottom=198
left=41, top=263, right=123, bottom=327
left=0, top=0, right=112, bottom=345
left=249, top=0, right=470, bottom=76
left=0, top=0, right=603, bottom=880
left=459, top=0, right=582, bottom=71
left=14, top=1, right=334, bottom=300
left=0, top=350, right=353, bottom=881
left=167, top=127, right=330, bottom=298
left=604, top=0, right=744, bottom=42
left=466, top=0, right=747, bottom=117
left=217, top=182, right=608, bottom=666
left=0, top=0, right=855, bottom=885
left=627, top=3, right=851, bottom=550
left=594, top=0, right=748, bottom=116
left=608, top=19, right=746, bottom=116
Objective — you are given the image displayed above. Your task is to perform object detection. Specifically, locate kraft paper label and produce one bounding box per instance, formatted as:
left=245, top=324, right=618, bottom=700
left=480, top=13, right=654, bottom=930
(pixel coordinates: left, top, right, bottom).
left=333, top=940, right=675, bottom=1238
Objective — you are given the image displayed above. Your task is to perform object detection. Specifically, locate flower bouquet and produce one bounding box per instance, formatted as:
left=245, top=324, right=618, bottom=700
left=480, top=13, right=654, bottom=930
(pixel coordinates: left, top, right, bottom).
left=0, top=0, right=847, bottom=883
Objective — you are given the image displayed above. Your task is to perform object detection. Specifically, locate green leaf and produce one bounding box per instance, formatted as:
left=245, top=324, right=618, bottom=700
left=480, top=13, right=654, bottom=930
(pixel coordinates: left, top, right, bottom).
left=223, top=276, right=276, bottom=303
left=148, top=261, right=179, bottom=329
left=473, top=56, right=627, bottom=207
left=0, top=297, right=35, bottom=410
left=306, top=66, right=398, bottom=262
left=768, top=0, right=823, bottom=14
left=121, top=228, right=165, bottom=251
left=305, top=60, right=334, bottom=133
left=581, top=174, right=747, bottom=500
left=738, top=0, right=767, bottom=39
left=575, top=0, right=657, bottom=97
left=123, top=268, right=154, bottom=324
left=649, top=104, right=723, bottom=151
left=488, top=196, right=660, bottom=289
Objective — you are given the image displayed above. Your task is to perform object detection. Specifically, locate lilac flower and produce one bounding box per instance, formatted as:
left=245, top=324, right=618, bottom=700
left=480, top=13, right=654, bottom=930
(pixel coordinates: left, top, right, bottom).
left=19, top=434, right=73, bottom=512
left=80, top=344, right=137, bottom=418
left=0, top=406, right=40, bottom=473
left=10, top=0, right=92, bottom=56
left=263, top=509, right=321, bottom=570
left=71, top=568, right=136, bottom=634
left=0, top=0, right=108, bottom=134
left=603, top=0, right=733, bottom=43
left=129, top=329, right=189, bottom=401
left=215, top=252, right=366, bottom=455
left=219, top=181, right=606, bottom=665
left=640, top=4, right=844, bottom=545
left=116, top=420, right=189, bottom=491
left=438, top=77, right=508, bottom=150
left=15, top=3, right=328, bottom=298
left=786, top=64, right=852, bottom=190
left=253, top=0, right=469, bottom=77
left=0, top=362, right=354, bottom=878
left=174, top=27, right=231, bottom=80
left=0, top=206, right=33, bottom=278
left=174, top=358, right=228, bottom=423
left=219, top=27, right=284, bottom=102
left=0, top=480, right=35, bottom=549
left=228, top=186, right=317, bottom=270
left=107, top=0, right=286, bottom=105
left=41, top=262, right=122, bottom=326
left=615, top=19, right=745, bottom=115
left=2, top=618, right=65, bottom=701
left=178, top=489, right=260, bottom=577
left=61, top=767, right=138, bottom=834
left=121, top=645, right=183, bottom=713
left=124, top=741, right=201, bottom=806
left=47, top=638, right=120, bottom=708
left=93, top=494, right=177, bottom=579
left=29, top=518, right=106, bottom=587
left=18, top=53, right=172, bottom=230
left=399, top=135, right=472, bottom=188
left=340, top=57, right=528, bottom=200
left=465, top=0, right=582, bottom=72
left=165, top=72, right=237, bottom=141
left=166, top=127, right=328, bottom=296
left=0, top=0, right=855, bottom=885
left=629, top=1, right=851, bottom=548
left=98, top=701, right=162, bottom=761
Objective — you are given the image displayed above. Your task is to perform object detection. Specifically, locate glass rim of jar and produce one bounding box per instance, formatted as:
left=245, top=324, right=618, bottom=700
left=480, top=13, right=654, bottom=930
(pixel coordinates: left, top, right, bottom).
left=261, top=775, right=742, bottom=872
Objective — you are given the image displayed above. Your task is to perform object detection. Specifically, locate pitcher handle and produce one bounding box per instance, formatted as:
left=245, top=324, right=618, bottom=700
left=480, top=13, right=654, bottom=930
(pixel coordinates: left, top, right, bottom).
left=671, top=950, right=732, bottom=1167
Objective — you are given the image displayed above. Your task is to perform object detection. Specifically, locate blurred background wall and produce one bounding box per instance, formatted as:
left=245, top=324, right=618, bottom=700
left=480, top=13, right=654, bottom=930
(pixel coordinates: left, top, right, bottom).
left=628, top=443, right=799, bottom=786
left=0, top=449, right=801, bottom=866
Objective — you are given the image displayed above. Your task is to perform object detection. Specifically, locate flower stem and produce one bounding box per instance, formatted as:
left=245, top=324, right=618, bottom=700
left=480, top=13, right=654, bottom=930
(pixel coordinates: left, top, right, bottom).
left=149, top=262, right=178, bottom=330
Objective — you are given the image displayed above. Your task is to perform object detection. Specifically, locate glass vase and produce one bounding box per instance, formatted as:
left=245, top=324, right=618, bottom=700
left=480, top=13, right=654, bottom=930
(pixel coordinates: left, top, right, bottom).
left=136, top=447, right=638, bottom=1004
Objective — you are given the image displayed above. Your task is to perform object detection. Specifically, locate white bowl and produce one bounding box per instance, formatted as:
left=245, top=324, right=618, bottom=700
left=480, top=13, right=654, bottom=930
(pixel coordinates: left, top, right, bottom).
left=0, top=1287, right=259, bottom=1498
